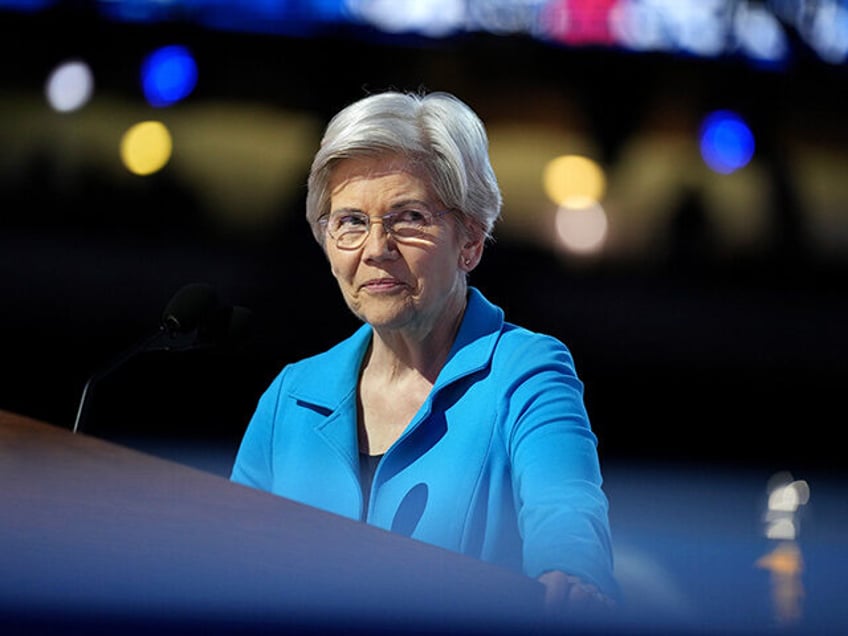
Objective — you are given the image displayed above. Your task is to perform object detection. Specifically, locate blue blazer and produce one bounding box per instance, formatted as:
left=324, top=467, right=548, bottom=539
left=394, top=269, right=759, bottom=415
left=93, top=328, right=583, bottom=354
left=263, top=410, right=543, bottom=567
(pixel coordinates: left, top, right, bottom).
left=231, top=288, right=617, bottom=596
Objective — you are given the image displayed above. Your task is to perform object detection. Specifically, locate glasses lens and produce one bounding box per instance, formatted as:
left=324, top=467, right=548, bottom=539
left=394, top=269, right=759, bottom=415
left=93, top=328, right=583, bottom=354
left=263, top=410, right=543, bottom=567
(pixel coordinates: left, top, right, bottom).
left=326, top=208, right=444, bottom=248
left=328, top=211, right=369, bottom=247
left=385, top=208, right=433, bottom=238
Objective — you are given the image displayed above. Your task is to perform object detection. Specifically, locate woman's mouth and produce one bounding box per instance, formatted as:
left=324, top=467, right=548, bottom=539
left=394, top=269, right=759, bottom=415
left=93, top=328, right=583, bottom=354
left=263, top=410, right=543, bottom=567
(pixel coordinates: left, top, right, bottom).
left=362, top=278, right=404, bottom=292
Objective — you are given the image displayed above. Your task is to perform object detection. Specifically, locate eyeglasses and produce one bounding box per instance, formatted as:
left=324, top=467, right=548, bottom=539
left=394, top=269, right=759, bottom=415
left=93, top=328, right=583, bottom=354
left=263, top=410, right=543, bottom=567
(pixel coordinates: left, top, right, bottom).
left=319, top=207, right=453, bottom=250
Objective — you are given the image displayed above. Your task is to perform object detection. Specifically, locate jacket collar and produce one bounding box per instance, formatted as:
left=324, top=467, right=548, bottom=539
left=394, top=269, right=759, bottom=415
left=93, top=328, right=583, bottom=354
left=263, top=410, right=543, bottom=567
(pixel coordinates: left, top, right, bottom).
left=435, top=287, right=504, bottom=390
left=287, top=287, right=504, bottom=411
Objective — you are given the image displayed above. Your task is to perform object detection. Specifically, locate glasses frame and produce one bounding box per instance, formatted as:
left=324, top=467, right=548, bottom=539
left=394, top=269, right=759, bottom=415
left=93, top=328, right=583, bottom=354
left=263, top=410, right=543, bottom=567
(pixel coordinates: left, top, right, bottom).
left=318, top=207, right=455, bottom=250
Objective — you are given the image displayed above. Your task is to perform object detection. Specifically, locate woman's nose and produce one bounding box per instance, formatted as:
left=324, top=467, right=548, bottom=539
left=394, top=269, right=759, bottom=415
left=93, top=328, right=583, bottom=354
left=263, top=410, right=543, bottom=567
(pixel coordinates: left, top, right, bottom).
left=361, top=220, right=397, bottom=257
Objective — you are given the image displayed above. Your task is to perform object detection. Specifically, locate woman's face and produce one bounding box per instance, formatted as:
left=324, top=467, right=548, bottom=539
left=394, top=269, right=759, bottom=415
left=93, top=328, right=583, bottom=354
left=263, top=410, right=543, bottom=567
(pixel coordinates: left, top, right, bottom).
left=324, top=155, right=476, bottom=335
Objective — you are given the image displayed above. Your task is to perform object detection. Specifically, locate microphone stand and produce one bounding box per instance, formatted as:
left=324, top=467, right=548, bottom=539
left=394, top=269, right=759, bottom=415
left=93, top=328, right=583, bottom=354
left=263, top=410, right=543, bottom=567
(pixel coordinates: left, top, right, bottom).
left=72, top=282, right=221, bottom=435
left=71, top=283, right=251, bottom=436
left=72, top=325, right=178, bottom=434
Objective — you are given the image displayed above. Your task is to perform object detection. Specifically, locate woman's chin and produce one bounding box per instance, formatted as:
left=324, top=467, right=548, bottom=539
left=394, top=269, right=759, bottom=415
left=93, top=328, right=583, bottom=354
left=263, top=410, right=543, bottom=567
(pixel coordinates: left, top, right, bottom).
left=362, top=304, right=421, bottom=332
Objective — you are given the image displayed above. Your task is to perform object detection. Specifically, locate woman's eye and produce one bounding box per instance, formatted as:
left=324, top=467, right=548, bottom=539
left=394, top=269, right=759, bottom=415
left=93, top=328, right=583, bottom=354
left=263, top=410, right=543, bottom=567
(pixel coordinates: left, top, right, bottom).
left=395, top=209, right=427, bottom=224
left=337, top=214, right=367, bottom=228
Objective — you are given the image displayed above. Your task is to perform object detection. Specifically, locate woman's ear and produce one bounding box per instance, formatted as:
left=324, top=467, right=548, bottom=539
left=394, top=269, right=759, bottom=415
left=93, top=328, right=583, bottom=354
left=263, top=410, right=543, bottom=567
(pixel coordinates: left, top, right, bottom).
left=459, top=221, right=485, bottom=272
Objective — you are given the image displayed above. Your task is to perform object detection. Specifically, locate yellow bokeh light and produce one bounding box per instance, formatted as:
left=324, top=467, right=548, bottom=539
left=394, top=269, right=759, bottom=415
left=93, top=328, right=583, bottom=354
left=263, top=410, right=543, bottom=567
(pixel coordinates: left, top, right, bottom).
left=120, top=121, right=173, bottom=176
left=756, top=542, right=805, bottom=625
left=543, top=154, right=606, bottom=205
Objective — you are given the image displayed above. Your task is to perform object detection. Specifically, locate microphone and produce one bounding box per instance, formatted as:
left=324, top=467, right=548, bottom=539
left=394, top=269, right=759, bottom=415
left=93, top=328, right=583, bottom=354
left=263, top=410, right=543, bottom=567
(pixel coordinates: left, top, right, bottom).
left=72, top=283, right=247, bottom=434
left=161, top=282, right=218, bottom=334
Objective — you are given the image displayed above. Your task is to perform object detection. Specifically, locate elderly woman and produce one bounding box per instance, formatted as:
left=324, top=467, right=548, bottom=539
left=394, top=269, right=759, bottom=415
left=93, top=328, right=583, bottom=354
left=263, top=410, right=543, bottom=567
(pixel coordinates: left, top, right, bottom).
left=231, top=90, right=618, bottom=610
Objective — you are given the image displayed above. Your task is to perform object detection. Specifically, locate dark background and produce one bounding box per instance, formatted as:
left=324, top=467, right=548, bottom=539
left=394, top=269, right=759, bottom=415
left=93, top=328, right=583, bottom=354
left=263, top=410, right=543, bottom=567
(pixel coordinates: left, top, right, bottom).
left=1, top=4, right=846, bottom=478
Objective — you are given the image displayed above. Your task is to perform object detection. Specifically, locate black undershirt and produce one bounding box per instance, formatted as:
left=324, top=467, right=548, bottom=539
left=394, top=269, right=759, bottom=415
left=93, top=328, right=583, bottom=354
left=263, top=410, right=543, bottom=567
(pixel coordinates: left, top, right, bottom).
left=358, top=452, right=383, bottom=520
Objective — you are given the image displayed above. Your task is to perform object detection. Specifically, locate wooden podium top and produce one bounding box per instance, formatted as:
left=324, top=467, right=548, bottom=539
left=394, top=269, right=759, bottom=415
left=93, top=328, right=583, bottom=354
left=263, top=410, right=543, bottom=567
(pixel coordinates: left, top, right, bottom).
left=0, top=410, right=546, bottom=634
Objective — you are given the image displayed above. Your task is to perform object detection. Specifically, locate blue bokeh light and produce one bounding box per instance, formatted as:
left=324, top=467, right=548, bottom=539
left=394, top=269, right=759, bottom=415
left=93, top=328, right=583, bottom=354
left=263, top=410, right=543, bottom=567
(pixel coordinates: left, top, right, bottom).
left=699, top=110, right=756, bottom=174
left=0, top=0, right=56, bottom=9
left=141, top=45, right=198, bottom=108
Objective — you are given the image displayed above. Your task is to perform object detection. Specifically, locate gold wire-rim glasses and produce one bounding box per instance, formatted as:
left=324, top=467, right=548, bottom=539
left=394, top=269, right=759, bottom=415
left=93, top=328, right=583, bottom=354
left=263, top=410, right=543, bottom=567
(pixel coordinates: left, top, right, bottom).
left=318, top=207, right=454, bottom=250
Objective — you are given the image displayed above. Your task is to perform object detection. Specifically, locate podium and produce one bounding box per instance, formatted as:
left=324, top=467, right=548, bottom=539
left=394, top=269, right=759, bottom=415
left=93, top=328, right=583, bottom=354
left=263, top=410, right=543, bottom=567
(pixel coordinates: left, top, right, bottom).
left=0, top=410, right=546, bottom=635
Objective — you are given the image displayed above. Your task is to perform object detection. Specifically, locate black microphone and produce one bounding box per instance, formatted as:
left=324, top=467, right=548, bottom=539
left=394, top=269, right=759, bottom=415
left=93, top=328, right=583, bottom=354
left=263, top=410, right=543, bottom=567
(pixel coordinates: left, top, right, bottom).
left=72, top=283, right=224, bottom=434
left=161, top=282, right=218, bottom=334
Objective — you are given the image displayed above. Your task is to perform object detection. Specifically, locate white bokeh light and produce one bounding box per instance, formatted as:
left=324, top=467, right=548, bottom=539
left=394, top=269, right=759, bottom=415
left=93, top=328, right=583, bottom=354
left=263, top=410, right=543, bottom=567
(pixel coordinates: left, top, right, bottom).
left=762, top=472, right=811, bottom=542
left=554, top=198, right=609, bottom=255
left=45, top=60, right=94, bottom=113
left=734, top=4, right=789, bottom=63
left=346, top=0, right=465, bottom=37
left=809, top=1, right=848, bottom=64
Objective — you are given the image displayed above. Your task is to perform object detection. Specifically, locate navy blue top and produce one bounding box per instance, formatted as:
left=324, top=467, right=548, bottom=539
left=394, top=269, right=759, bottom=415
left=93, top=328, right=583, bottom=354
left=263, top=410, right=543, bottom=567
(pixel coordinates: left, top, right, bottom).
left=359, top=452, right=383, bottom=520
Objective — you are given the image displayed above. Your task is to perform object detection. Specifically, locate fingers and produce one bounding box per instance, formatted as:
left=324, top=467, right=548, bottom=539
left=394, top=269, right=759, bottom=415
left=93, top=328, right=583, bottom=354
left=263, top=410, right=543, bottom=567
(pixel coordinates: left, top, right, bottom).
left=538, top=570, right=616, bottom=619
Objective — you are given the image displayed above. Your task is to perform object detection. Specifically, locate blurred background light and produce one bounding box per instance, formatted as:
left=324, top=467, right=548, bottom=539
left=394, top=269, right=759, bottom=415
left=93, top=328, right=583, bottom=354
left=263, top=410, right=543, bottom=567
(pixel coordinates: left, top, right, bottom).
left=345, top=0, right=465, bottom=37
left=554, top=198, right=609, bottom=254
left=734, top=3, right=789, bottom=65
left=808, top=0, right=848, bottom=64
left=543, top=154, right=606, bottom=205
left=0, top=1, right=846, bottom=67
left=465, top=0, right=545, bottom=35
left=757, top=471, right=809, bottom=626
left=609, top=0, right=670, bottom=51
left=540, top=0, right=618, bottom=46
left=755, top=541, right=804, bottom=625
left=763, top=471, right=810, bottom=541
left=99, top=0, right=179, bottom=22
left=609, top=0, right=728, bottom=57
left=0, top=0, right=55, bottom=9
left=120, top=120, right=173, bottom=175
left=699, top=110, right=755, bottom=174
left=45, top=59, right=94, bottom=113
left=665, top=0, right=727, bottom=57
left=767, top=474, right=810, bottom=514
left=141, top=44, right=198, bottom=108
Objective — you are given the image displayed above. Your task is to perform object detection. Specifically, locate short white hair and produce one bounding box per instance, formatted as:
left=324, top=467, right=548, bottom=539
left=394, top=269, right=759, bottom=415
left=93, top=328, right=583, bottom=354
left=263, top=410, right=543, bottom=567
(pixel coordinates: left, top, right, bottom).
left=306, top=90, right=502, bottom=244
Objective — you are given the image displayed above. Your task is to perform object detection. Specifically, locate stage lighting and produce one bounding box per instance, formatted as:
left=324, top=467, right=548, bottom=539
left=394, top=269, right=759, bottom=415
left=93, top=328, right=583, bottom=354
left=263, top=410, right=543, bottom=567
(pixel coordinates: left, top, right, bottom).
left=699, top=110, right=755, bottom=174
left=141, top=44, right=198, bottom=108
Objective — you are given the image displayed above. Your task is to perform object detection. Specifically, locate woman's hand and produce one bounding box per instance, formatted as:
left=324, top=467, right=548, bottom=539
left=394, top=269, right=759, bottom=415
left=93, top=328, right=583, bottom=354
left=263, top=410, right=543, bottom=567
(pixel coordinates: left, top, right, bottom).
left=537, top=570, right=615, bottom=618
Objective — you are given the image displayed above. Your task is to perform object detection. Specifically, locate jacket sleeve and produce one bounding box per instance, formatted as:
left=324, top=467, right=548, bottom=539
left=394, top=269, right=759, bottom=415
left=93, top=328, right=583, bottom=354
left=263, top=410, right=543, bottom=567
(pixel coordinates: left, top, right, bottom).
left=500, top=333, right=619, bottom=599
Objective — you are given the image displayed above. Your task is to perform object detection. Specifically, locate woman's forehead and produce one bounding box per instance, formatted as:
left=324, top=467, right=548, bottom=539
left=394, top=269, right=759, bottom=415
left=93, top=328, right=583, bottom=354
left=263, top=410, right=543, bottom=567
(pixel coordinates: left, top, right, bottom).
left=329, top=155, right=430, bottom=198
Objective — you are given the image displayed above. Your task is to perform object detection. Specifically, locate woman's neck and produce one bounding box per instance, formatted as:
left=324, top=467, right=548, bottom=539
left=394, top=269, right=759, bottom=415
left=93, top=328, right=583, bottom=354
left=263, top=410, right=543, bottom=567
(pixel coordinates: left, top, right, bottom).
left=366, top=289, right=467, bottom=385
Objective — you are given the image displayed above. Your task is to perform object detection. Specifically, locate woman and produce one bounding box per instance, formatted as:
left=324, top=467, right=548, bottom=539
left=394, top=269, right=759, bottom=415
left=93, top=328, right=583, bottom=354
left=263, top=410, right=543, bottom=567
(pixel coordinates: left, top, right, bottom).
left=231, top=90, right=618, bottom=611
